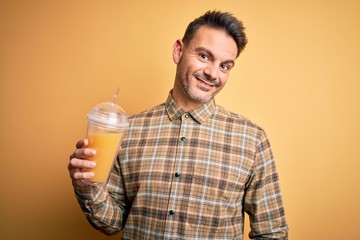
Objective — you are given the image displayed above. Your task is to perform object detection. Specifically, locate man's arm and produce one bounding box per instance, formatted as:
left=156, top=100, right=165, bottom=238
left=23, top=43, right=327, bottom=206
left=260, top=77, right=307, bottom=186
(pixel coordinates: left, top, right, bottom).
left=244, top=130, right=288, bottom=239
left=69, top=139, right=128, bottom=236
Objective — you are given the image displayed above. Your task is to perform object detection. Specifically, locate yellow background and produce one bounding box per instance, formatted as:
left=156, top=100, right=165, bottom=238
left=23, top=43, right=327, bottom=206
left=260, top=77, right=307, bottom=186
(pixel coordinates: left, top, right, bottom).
left=1, top=0, right=359, bottom=239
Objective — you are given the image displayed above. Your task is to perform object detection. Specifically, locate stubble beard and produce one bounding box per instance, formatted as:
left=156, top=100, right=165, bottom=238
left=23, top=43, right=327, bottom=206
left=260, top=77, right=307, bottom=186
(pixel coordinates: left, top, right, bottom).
left=183, top=72, right=220, bottom=103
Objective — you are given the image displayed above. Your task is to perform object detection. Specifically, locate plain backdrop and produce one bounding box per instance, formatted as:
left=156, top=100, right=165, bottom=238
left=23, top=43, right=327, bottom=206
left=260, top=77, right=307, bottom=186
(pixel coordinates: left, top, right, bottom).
left=1, top=0, right=359, bottom=239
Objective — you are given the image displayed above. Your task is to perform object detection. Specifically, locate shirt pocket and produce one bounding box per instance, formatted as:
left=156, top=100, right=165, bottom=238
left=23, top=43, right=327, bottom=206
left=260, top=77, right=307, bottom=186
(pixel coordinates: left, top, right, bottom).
left=185, top=164, right=245, bottom=230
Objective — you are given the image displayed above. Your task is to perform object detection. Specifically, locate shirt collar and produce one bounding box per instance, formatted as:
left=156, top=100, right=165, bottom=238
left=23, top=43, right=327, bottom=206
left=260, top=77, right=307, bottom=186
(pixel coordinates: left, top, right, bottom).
left=165, top=91, right=216, bottom=124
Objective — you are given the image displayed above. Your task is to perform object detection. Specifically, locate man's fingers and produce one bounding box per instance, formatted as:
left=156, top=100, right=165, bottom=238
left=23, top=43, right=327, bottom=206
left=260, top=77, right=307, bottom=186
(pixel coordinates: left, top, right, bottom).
left=72, top=169, right=95, bottom=180
left=70, top=148, right=96, bottom=160
left=68, top=160, right=96, bottom=183
left=70, top=158, right=96, bottom=169
left=69, top=139, right=96, bottom=187
left=76, top=139, right=88, bottom=148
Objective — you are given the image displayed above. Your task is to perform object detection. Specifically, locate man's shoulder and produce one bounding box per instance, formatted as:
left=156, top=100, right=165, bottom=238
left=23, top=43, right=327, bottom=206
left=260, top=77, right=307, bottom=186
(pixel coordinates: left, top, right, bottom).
left=215, top=105, right=265, bottom=132
left=128, top=103, right=165, bottom=121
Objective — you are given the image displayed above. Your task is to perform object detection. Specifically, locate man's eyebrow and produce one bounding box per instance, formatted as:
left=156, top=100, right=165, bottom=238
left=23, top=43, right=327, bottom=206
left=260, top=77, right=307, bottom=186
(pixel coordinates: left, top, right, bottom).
left=195, top=47, right=235, bottom=66
left=195, top=47, right=214, bottom=59
left=224, top=59, right=235, bottom=67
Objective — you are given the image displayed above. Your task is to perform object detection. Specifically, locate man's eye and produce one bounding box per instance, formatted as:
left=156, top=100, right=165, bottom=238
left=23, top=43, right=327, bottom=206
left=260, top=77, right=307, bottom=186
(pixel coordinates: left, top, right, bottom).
left=199, top=53, right=209, bottom=60
left=221, top=64, right=230, bottom=71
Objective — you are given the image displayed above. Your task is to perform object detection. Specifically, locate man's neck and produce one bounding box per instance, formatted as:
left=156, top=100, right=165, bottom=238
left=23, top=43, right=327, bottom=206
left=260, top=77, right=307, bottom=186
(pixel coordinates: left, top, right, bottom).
left=170, top=89, right=203, bottom=111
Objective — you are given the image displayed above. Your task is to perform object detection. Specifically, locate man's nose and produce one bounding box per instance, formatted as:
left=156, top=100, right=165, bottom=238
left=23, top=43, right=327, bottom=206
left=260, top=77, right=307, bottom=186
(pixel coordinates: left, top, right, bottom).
left=204, top=63, right=218, bottom=80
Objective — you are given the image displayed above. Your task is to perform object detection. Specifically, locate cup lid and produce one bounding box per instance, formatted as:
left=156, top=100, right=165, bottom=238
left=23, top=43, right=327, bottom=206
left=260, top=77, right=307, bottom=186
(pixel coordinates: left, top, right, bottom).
left=87, top=102, right=129, bottom=129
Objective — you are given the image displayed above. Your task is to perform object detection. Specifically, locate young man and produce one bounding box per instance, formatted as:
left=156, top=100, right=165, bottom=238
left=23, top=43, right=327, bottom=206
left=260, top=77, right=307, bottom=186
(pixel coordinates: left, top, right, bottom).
left=69, top=11, right=288, bottom=239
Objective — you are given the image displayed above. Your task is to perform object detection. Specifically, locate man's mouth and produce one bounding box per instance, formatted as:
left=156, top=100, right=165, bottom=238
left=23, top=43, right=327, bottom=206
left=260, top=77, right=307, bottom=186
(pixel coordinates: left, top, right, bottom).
left=198, top=78, right=214, bottom=87
left=195, top=77, right=212, bottom=91
left=194, top=73, right=219, bottom=90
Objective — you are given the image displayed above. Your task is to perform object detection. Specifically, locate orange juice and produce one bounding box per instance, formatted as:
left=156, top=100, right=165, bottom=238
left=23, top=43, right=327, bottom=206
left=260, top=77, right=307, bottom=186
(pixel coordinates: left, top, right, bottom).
left=85, top=100, right=128, bottom=185
left=86, top=131, right=124, bottom=184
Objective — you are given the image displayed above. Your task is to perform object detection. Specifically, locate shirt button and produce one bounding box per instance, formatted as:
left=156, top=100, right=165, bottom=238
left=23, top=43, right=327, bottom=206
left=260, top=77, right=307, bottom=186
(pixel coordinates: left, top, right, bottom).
left=175, top=172, right=181, bottom=177
left=184, top=114, right=189, bottom=118
left=169, top=210, right=175, bottom=215
left=180, top=137, right=186, bottom=142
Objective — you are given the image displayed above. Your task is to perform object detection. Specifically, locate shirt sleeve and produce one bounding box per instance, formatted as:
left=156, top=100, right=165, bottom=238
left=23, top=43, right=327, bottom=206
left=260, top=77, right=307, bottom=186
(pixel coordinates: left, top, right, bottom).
left=73, top=156, right=129, bottom=236
left=244, top=129, right=289, bottom=239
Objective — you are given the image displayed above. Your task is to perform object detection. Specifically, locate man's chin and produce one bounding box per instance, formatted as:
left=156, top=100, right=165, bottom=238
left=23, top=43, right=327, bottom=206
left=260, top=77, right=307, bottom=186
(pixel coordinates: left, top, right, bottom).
left=189, top=93, right=214, bottom=103
left=186, top=86, right=215, bottom=103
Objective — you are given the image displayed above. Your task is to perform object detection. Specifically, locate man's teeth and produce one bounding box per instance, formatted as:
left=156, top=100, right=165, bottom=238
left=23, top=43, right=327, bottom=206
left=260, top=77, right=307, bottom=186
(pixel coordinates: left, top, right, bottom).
left=199, top=79, right=212, bottom=86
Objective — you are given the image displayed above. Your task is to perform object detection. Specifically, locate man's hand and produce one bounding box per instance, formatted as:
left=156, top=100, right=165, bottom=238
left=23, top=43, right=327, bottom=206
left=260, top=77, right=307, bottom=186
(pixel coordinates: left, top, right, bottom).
left=68, top=139, right=96, bottom=187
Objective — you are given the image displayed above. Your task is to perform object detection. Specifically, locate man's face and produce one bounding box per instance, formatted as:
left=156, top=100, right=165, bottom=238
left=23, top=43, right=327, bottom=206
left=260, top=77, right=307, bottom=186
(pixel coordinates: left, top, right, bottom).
left=172, top=26, right=238, bottom=109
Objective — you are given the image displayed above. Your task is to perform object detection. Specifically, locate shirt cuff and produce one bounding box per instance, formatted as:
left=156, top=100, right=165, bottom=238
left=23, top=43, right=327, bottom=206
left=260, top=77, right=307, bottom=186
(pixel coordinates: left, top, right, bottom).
left=73, top=183, right=104, bottom=202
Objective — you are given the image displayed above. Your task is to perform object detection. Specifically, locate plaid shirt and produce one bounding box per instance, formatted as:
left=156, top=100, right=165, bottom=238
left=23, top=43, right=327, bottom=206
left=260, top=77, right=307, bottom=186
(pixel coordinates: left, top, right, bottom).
left=74, top=93, right=288, bottom=239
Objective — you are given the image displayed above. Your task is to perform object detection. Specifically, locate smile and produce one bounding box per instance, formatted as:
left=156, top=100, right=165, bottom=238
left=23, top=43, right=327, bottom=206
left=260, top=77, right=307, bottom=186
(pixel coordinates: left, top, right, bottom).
left=194, top=73, right=219, bottom=88
left=194, top=77, right=213, bottom=91
left=198, top=78, right=214, bottom=87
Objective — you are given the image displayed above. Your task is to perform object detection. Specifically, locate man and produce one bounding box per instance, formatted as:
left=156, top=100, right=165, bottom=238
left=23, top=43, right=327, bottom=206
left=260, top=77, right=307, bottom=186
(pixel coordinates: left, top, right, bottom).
left=69, top=10, right=288, bottom=239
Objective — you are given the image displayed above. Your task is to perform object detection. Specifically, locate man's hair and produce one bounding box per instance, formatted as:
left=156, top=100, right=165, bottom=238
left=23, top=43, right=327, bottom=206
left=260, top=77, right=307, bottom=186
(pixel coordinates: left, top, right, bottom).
left=182, top=10, right=248, bottom=57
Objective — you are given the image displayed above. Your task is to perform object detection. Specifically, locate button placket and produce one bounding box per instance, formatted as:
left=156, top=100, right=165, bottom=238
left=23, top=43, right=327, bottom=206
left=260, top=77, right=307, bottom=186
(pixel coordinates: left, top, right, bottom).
left=166, top=112, right=189, bottom=231
left=180, top=113, right=189, bottom=143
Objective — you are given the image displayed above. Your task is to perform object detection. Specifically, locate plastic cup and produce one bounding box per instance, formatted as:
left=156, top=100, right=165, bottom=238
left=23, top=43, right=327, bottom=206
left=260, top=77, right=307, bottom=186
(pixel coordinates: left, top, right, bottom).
left=82, top=101, right=129, bottom=185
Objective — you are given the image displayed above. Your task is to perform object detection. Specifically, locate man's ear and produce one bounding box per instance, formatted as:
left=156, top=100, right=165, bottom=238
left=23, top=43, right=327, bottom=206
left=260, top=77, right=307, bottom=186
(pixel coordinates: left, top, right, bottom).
left=172, top=39, right=184, bottom=64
